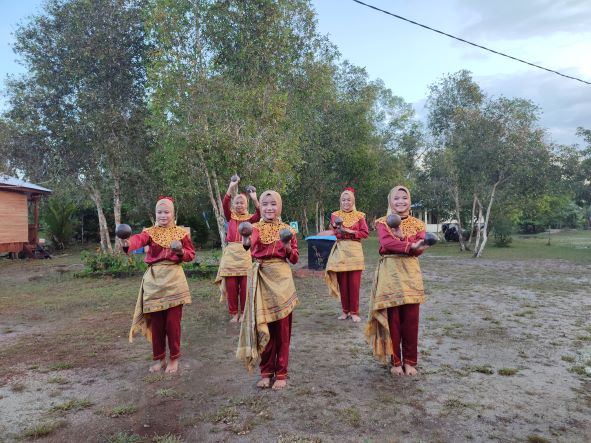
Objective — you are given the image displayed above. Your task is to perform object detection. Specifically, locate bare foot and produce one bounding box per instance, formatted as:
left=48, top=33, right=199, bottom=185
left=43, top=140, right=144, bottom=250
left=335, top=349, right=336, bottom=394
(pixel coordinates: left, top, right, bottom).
left=404, top=364, right=418, bottom=376
left=165, top=359, right=180, bottom=374
left=338, top=313, right=348, bottom=320
left=230, top=314, right=239, bottom=323
left=149, top=359, right=166, bottom=373
left=239, top=313, right=245, bottom=323
left=257, top=377, right=271, bottom=389
left=272, top=379, right=287, bottom=390
left=350, top=314, right=361, bottom=323
left=390, top=366, right=404, bottom=376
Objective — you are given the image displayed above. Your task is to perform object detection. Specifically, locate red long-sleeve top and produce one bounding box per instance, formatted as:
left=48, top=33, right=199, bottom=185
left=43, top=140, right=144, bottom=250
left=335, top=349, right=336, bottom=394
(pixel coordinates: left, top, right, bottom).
left=249, top=225, right=299, bottom=265
left=223, top=193, right=261, bottom=243
left=128, top=229, right=195, bottom=265
left=377, top=220, right=426, bottom=257
left=330, top=212, right=369, bottom=241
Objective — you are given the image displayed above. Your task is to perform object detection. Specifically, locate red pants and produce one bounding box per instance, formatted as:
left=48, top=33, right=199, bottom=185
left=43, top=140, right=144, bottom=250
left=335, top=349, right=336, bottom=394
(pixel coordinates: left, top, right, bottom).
left=337, top=270, right=362, bottom=315
left=387, top=304, right=419, bottom=367
left=226, top=276, right=247, bottom=315
left=150, top=305, right=183, bottom=361
left=259, top=314, right=292, bottom=380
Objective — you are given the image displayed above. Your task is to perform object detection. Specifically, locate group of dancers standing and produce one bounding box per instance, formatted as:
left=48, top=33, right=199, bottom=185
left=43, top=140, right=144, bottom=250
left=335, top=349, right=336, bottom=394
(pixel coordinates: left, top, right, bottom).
left=121, top=176, right=432, bottom=387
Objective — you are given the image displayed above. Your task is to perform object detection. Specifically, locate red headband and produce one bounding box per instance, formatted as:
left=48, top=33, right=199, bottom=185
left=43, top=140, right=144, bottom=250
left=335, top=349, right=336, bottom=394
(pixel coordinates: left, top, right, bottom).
left=158, top=195, right=174, bottom=202
left=344, top=187, right=355, bottom=194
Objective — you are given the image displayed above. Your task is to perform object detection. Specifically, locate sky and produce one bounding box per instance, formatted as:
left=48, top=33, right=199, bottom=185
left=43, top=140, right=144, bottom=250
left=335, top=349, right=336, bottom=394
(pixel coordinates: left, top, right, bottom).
left=1, top=0, right=590, bottom=146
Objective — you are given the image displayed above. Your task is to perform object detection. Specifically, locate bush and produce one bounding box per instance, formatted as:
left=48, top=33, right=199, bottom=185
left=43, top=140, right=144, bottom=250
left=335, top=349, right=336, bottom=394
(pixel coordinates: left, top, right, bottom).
left=493, top=217, right=513, bottom=247
left=77, top=251, right=147, bottom=276
left=43, top=196, right=76, bottom=249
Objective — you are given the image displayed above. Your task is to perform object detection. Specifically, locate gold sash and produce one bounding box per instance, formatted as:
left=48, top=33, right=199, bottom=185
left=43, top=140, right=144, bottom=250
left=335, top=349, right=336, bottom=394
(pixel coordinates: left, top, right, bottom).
left=129, top=261, right=191, bottom=343
left=365, top=255, right=424, bottom=363
left=236, top=258, right=298, bottom=372
left=215, top=242, right=252, bottom=302
left=324, top=240, right=365, bottom=299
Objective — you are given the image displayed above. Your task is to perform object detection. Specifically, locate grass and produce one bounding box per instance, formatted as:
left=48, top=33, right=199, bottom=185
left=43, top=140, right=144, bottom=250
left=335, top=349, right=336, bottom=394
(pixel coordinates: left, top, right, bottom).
left=156, top=388, right=179, bottom=398
left=106, top=432, right=142, bottom=443
left=471, top=365, right=494, bottom=375
left=153, top=434, right=185, bottom=443
left=561, top=355, right=576, bottom=363
left=338, top=407, right=361, bottom=428
left=109, top=404, right=138, bottom=417
left=47, top=376, right=68, bottom=384
left=51, top=398, right=93, bottom=412
left=49, top=362, right=75, bottom=371
left=498, top=368, right=519, bottom=376
left=19, top=420, right=66, bottom=439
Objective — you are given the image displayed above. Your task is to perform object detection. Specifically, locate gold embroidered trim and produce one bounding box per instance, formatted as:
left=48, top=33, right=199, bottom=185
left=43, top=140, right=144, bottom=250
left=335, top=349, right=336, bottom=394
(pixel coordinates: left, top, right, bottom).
left=254, top=220, right=296, bottom=245
left=231, top=211, right=253, bottom=221
left=144, top=226, right=187, bottom=248
left=376, top=216, right=425, bottom=238
left=333, top=210, right=366, bottom=228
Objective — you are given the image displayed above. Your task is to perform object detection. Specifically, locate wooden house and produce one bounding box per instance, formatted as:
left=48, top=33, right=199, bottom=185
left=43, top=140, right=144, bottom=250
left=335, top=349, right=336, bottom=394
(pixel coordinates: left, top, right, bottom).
left=0, top=175, right=52, bottom=257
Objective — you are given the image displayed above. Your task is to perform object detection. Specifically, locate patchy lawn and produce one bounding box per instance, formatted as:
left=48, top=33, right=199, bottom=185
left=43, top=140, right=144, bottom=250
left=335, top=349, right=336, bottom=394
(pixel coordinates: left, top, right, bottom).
left=1, top=232, right=590, bottom=442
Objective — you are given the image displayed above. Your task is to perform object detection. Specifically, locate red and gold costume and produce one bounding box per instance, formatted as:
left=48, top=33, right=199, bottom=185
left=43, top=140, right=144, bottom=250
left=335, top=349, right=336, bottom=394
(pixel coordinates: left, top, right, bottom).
left=215, top=193, right=261, bottom=315
left=366, top=186, right=426, bottom=369
left=324, top=189, right=369, bottom=316
left=128, top=197, right=195, bottom=362
left=237, top=191, right=299, bottom=381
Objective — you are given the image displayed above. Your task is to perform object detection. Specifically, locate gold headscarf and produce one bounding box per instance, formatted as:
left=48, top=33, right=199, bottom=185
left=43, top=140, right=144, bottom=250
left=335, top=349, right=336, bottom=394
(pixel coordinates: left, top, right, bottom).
left=231, top=193, right=252, bottom=221
left=147, top=196, right=186, bottom=247
left=387, top=185, right=411, bottom=218
left=340, top=189, right=357, bottom=212
left=259, top=190, right=282, bottom=221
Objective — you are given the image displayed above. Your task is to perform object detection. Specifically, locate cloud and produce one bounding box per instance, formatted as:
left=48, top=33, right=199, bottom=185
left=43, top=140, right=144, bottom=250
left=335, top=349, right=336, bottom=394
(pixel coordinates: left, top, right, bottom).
left=476, top=70, right=591, bottom=146
left=457, top=0, right=590, bottom=40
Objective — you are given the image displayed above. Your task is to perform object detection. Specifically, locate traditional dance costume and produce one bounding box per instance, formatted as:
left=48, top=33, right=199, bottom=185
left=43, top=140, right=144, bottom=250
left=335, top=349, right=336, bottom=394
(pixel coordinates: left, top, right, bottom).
left=237, top=191, right=299, bottom=381
left=366, top=186, right=426, bottom=369
left=128, top=209, right=195, bottom=362
left=324, top=189, right=368, bottom=316
left=215, top=193, right=261, bottom=315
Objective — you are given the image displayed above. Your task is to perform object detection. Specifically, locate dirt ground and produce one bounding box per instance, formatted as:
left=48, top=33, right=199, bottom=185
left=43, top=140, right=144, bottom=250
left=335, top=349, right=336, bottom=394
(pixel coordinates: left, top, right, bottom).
left=0, top=239, right=590, bottom=443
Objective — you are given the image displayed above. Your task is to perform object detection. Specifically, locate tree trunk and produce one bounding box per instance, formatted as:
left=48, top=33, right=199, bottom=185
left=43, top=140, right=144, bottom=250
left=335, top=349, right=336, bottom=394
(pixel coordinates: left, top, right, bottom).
left=451, top=184, right=466, bottom=251
left=472, top=196, right=483, bottom=255
left=302, top=207, right=309, bottom=238
left=113, top=175, right=122, bottom=252
left=474, top=181, right=499, bottom=258
left=89, top=184, right=112, bottom=253
left=315, top=201, right=320, bottom=233
left=467, top=194, right=477, bottom=249
left=198, top=153, right=227, bottom=248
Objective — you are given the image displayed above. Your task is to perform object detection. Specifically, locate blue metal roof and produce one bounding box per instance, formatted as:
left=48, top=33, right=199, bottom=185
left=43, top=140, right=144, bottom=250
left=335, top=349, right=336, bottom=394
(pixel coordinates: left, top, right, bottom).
left=0, top=174, right=52, bottom=193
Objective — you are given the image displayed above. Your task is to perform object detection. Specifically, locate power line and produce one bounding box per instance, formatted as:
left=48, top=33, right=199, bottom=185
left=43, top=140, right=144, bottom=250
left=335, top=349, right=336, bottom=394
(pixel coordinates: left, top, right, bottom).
left=351, top=0, right=591, bottom=86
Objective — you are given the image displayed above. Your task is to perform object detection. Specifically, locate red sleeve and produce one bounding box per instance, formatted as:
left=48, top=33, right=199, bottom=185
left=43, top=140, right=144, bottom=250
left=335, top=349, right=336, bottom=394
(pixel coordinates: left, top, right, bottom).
left=127, top=230, right=151, bottom=253
left=353, top=218, right=369, bottom=240
left=249, top=205, right=261, bottom=223
left=249, top=227, right=260, bottom=253
left=377, top=223, right=412, bottom=255
left=287, top=235, right=299, bottom=264
left=223, top=193, right=232, bottom=220
left=408, top=230, right=426, bottom=257
left=180, top=234, right=195, bottom=262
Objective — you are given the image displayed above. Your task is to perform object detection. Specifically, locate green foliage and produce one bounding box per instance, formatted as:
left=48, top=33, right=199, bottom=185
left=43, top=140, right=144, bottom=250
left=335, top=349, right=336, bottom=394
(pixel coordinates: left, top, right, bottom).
left=492, top=216, right=513, bottom=247
left=78, top=251, right=147, bottom=276
left=43, top=196, right=76, bottom=249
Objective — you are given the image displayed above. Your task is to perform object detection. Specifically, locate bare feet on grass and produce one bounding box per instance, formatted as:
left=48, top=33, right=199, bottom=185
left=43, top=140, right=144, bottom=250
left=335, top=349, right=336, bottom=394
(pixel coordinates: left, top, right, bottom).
left=350, top=314, right=361, bottom=323
left=239, top=313, right=245, bottom=323
left=257, top=377, right=271, bottom=389
left=149, top=359, right=166, bottom=373
left=272, top=379, right=287, bottom=390
left=230, top=314, right=239, bottom=323
left=165, top=358, right=180, bottom=374
left=390, top=366, right=404, bottom=376
left=338, top=313, right=348, bottom=320
left=404, top=364, right=418, bottom=376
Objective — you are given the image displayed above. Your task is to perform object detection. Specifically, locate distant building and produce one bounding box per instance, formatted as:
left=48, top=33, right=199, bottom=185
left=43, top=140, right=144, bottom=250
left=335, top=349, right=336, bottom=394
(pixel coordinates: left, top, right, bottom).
left=0, top=175, right=52, bottom=257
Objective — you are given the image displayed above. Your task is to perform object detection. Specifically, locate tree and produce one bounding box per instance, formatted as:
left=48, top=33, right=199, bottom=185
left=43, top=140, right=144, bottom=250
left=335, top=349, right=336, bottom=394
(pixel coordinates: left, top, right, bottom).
left=5, top=0, right=150, bottom=252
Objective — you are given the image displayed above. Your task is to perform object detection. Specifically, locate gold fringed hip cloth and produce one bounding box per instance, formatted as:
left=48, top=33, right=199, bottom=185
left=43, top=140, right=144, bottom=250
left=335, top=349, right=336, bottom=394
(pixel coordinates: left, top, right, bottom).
left=129, top=261, right=191, bottom=343
left=324, top=240, right=365, bottom=299
left=236, top=258, right=298, bottom=373
left=365, top=254, right=424, bottom=363
left=214, top=242, right=252, bottom=303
